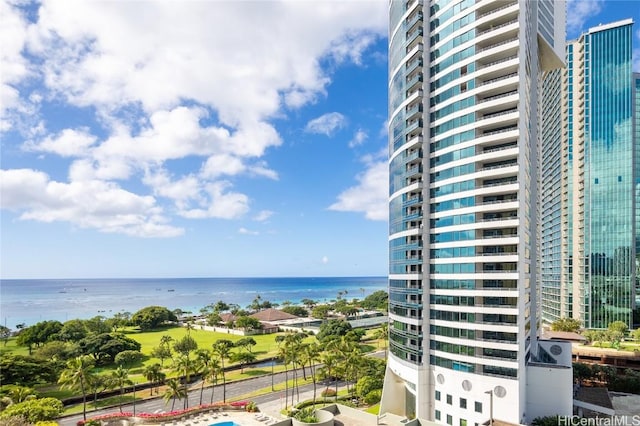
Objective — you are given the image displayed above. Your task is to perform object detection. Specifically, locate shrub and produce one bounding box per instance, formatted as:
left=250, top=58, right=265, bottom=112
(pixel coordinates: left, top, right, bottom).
left=292, top=407, right=318, bottom=423
left=364, top=389, right=382, bottom=405
left=321, top=388, right=336, bottom=397
left=0, top=398, right=63, bottom=423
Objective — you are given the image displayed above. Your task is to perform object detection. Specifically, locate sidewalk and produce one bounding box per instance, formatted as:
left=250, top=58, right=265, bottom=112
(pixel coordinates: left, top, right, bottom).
left=257, top=385, right=350, bottom=420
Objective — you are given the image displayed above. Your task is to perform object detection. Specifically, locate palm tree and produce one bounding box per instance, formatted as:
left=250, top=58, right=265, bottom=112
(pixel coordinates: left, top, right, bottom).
left=7, top=386, right=36, bottom=403
left=160, top=334, right=173, bottom=347
left=319, top=352, right=338, bottom=403
left=374, top=322, right=389, bottom=359
left=143, top=363, right=165, bottom=396
left=163, top=378, right=186, bottom=411
left=302, top=342, right=321, bottom=405
left=110, top=366, right=133, bottom=412
left=172, top=354, right=191, bottom=409
left=208, top=358, right=221, bottom=404
left=212, top=339, right=233, bottom=402
left=276, top=340, right=290, bottom=409
left=89, top=375, right=109, bottom=406
left=58, top=355, right=95, bottom=420
left=194, top=349, right=213, bottom=405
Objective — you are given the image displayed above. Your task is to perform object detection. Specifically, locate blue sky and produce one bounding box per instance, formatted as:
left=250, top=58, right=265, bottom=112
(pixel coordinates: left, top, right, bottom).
left=1, top=0, right=639, bottom=279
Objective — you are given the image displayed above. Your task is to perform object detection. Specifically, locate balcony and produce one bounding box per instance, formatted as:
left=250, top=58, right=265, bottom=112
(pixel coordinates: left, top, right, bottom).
left=406, top=59, right=423, bottom=75
left=405, top=119, right=423, bottom=134
left=406, top=73, right=423, bottom=92
left=406, top=26, right=423, bottom=48
left=406, top=11, right=423, bottom=31
left=405, top=102, right=423, bottom=120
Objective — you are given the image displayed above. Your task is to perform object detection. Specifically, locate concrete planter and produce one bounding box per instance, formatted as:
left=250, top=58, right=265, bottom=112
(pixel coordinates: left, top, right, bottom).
left=291, top=409, right=334, bottom=426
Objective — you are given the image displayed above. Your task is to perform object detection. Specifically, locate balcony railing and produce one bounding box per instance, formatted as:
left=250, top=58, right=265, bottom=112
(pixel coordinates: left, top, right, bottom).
left=478, top=55, right=518, bottom=70
left=477, top=37, right=519, bottom=54
left=478, top=90, right=519, bottom=104
left=481, top=125, right=518, bottom=137
left=477, top=19, right=519, bottom=36
left=406, top=12, right=423, bottom=30
left=482, top=143, right=517, bottom=154
left=478, top=72, right=518, bottom=87
left=476, top=1, right=517, bottom=20
left=480, top=108, right=518, bottom=121
left=480, top=162, right=517, bottom=172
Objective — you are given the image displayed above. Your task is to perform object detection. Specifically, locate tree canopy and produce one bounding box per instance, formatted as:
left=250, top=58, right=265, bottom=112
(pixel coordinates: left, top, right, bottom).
left=360, top=290, right=388, bottom=310
left=317, top=319, right=352, bottom=343
left=131, top=306, right=178, bottom=330
left=0, top=397, right=63, bottom=423
left=550, top=317, right=581, bottom=332
left=77, top=333, right=141, bottom=365
left=281, top=306, right=308, bottom=317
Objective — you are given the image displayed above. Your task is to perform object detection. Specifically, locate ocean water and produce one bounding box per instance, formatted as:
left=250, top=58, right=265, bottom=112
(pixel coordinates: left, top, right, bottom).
left=0, top=276, right=387, bottom=329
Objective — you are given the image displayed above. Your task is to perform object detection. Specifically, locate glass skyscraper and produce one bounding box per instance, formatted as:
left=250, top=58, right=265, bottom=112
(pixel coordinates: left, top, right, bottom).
left=635, top=72, right=640, bottom=313
left=540, top=20, right=637, bottom=330
left=380, top=1, right=572, bottom=424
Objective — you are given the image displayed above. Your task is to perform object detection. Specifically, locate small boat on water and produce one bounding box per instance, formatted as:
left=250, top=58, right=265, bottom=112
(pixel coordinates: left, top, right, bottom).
left=168, top=289, right=175, bottom=292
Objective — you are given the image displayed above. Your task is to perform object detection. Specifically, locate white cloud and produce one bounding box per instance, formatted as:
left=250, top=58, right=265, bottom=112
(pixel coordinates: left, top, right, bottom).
left=201, top=154, right=246, bottom=179
left=379, top=119, right=388, bottom=138
left=253, top=210, right=274, bottom=222
left=238, top=227, right=259, bottom=235
left=305, top=112, right=347, bottom=136
left=321, top=256, right=329, bottom=264
left=0, top=0, right=31, bottom=130
left=178, top=181, right=249, bottom=220
left=25, top=128, right=97, bottom=157
left=1, top=1, right=388, bottom=237
left=348, top=129, right=368, bottom=148
left=566, top=0, right=603, bottom=35
left=329, top=158, right=388, bottom=221
left=0, top=168, right=182, bottom=237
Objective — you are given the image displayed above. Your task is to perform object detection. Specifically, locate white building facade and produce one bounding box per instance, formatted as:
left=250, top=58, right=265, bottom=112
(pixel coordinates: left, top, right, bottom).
left=381, top=1, right=572, bottom=424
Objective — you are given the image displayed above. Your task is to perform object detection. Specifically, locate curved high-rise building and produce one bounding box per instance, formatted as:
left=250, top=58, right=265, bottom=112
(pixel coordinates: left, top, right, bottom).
left=381, top=1, right=571, bottom=424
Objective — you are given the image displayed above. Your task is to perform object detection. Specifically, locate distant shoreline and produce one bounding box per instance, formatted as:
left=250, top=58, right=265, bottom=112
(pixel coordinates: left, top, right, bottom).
left=0, top=275, right=387, bottom=281
left=0, top=276, right=388, bottom=329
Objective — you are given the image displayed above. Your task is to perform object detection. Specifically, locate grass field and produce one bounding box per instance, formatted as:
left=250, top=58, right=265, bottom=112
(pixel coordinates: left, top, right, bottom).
left=3, top=325, right=385, bottom=402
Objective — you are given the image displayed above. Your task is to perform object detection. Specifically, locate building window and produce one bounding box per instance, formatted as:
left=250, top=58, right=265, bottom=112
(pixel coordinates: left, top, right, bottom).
left=475, top=401, right=482, bottom=413
left=436, top=390, right=441, bottom=401
left=460, top=398, right=467, bottom=409
left=461, top=420, right=467, bottom=426
left=447, top=394, right=452, bottom=405
left=436, top=410, right=441, bottom=421
left=447, top=415, right=453, bottom=425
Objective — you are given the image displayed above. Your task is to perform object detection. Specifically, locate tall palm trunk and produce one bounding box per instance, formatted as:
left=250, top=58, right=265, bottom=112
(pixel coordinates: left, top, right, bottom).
left=119, top=384, right=124, bottom=412
left=283, top=362, right=289, bottom=409
left=311, top=363, right=317, bottom=405
left=221, top=359, right=226, bottom=402
left=210, top=376, right=216, bottom=404
left=81, top=381, right=87, bottom=421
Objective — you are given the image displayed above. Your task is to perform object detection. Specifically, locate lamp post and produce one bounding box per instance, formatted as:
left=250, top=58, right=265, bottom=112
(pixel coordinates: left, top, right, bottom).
left=485, top=390, right=493, bottom=426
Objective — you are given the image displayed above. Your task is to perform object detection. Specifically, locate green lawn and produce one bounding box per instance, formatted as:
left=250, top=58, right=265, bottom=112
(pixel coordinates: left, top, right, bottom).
left=5, top=324, right=386, bottom=404
left=122, top=326, right=287, bottom=362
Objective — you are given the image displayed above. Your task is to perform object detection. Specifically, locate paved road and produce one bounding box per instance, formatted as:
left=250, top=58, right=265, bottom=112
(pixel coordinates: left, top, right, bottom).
left=58, top=369, right=334, bottom=426
left=58, top=351, right=385, bottom=426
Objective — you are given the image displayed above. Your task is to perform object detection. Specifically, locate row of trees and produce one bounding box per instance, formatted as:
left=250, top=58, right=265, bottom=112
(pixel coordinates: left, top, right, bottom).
left=551, top=318, right=640, bottom=349
left=573, top=362, right=640, bottom=394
